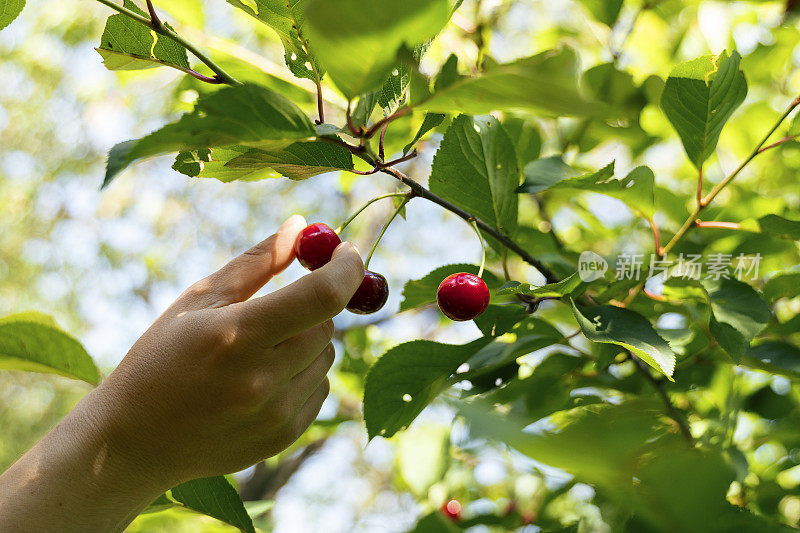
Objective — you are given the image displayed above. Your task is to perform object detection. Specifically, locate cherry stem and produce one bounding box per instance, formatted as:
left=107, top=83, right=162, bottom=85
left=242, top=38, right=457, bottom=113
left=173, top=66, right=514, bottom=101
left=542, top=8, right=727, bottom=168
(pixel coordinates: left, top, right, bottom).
left=364, top=195, right=411, bottom=270
left=336, top=192, right=411, bottom=234
left=93, top=0, right=240, bottom=86
left=469, top=219, right=486, bottom=278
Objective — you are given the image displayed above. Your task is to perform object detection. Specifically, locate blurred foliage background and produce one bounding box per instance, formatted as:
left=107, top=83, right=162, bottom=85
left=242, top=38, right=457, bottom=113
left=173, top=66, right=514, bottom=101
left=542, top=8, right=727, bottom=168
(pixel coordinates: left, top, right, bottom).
left=3, top=0, right=800, bottom=531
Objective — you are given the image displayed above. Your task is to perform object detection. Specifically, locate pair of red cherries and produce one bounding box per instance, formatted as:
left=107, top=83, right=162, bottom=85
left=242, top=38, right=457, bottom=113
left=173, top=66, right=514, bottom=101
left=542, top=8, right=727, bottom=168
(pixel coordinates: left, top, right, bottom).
left=294, top=223, right=490, bottom=319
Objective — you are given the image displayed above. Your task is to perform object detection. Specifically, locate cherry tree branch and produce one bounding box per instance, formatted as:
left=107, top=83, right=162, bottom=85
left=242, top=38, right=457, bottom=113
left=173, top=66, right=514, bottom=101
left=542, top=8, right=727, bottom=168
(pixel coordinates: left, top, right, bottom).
left=378, top=167, right=558, bottom=283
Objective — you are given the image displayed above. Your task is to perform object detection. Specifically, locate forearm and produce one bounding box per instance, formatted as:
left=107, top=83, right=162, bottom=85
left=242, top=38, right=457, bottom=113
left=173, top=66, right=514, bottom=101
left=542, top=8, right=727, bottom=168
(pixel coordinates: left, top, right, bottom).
left=0, top=388, right=170, bottom=532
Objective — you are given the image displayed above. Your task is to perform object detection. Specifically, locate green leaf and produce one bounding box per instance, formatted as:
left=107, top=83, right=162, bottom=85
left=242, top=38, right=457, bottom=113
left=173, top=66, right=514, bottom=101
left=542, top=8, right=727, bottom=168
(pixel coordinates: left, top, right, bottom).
left=170, top=476, right=255, bottom=533
left=502, top=117, right=542, bottom=167
left=473, top=304, right=528, bottom=338
left=408, top=511, right=461, bottom=533
left=97, top=1, right=189, bottom=72
left=577, top=0, right=623, bottom=26
left=418, top=48, right=605, bottom=117
left=175, top=141, right=353, bottom=182
left=103, top=83, right=315, bottom=187
left=742, top=341, right=800, bottom=379
left=396, top=424, right=450, bottom=496
left=537, top=163, right=656, bottom=219
left=400, top=263, right=502, bottom=312
left=764, top=271, right=800, bottom=301
left=498, top=273, right=585, bottom=299
left=660, top=51, right=748, bottom=169
left=0, top=312, right=100, bottom=385
left=225, top=0, right=323, bottom=82
left=430, top=115, right=519, bottom=236
left=0, top=0, right=25, bottom=31
left=704, top=278, right=770, bottom=361
left=303, top=0, right=450, bottom=98
left=461, top=319, right=563, bottom=381
left=351, top=92, right=380, bottom=129
left=460, top=400, right=666, bottom=487
left=363, top=338, right=491, bottom=439
left=570, top=301, right=676, bottom=378
left=403, top=113, right=446, bottom=155
left=759, top=214, right=800, bottom=240
left=518, top=159, right=614, bottom=195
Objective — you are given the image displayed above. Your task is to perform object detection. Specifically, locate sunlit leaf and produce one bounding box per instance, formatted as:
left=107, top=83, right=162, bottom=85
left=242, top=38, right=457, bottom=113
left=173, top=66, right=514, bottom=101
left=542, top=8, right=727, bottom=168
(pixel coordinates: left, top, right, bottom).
left=660, top=50, right=747, bottom=169
left=97, top=1, right=189, bottom=72
left=303, top=0, right=450, bottom=98
left=104, top=84, right=315, bottom=187
left=0, top=0, right=25, bottom=31
left=364, top=338, right=491, bottom=439
left=418, top=49, right=606, bottom=117
left=430, top=115, right=519, bottom=236
left=0, top=312, right=99, bottom=385
left=570, top=301, right=675, bottom=378
left=169, top=476, right=255, bottom=533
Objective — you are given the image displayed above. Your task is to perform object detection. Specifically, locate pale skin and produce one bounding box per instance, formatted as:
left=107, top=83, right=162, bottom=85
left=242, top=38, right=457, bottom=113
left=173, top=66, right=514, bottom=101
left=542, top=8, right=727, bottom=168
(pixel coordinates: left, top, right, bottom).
left=0, top=215, right=366, bottom=532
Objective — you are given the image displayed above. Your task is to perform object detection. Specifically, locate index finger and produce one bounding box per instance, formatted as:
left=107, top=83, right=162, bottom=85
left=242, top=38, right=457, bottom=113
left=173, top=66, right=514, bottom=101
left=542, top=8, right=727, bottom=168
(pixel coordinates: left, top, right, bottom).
left=230, top=242, right=364, bottom=344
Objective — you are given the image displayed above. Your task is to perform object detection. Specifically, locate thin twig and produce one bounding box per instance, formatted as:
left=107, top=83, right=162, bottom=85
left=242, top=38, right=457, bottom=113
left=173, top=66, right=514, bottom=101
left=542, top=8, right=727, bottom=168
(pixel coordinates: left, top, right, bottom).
left=694, top=220, right=742, bottom=230
left=314, top=80, right=325, bottom=124
left=662, top=97, right=800, bottom=255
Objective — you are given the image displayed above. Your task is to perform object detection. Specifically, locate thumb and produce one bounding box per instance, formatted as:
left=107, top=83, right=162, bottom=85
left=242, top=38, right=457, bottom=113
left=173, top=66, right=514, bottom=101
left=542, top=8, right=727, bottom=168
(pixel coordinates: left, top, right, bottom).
left=232, top=242, right=365, bottom=344
left=177, top=215, right=306, bottom=311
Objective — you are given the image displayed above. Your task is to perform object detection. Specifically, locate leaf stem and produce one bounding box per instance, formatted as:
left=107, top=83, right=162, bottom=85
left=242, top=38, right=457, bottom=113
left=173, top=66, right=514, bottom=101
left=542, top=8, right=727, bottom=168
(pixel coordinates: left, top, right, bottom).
left=365, top=195, right=411, bottom=270
left=93, top=0, right=241, bottom=86
left=336, top=192, right=411, bottom=234
left=662, top=96, right=800, bottom=255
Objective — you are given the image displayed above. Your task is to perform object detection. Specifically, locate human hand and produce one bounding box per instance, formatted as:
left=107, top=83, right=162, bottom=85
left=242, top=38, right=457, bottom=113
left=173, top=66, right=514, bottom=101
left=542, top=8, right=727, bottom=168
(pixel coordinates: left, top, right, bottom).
left=77, top=214, right=364, bottom=487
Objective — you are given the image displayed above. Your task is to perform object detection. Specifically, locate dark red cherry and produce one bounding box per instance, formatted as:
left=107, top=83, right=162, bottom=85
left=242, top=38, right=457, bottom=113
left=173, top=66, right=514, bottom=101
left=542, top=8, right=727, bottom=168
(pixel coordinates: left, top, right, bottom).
left=436, top=273, right=490, bottom=321
left=441, top=499, right=462, bottom=521
left=294, top=223, right=341, bottom=271
left=346, top=270, right=389, bottom=314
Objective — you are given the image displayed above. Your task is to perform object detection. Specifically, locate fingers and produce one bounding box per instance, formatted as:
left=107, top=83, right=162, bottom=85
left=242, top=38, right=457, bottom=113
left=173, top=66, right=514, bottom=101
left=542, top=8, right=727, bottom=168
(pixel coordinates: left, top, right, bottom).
left=276, top=321, right=335, bottom=377
left=291, top=378, right=330, bottom=438
left=289, top=344, right=335, bottom=408
left=177, top=215, right=306, bottom=311
left=232, top=242, right=364, bottom=344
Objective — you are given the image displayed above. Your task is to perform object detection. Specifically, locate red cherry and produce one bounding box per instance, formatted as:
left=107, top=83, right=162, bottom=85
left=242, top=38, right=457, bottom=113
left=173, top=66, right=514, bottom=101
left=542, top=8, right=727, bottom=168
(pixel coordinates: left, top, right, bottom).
left=436, top=273, right=490, bottom=321
left=346, top=270, right=389, bottom=314
left=441, top=499, right=462, bottom=521
left=294, top=223, right=341, bottom=271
